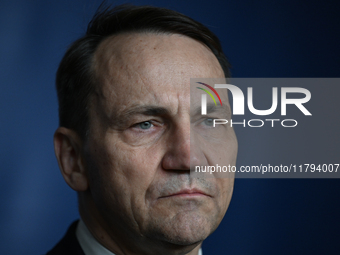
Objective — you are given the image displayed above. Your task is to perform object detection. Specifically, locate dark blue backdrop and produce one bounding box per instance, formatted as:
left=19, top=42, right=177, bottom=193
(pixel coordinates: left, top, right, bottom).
left=1, top=0, right=339, bottom=254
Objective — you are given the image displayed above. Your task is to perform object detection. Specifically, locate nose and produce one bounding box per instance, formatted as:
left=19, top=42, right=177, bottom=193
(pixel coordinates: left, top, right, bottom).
left=162, top=121, right=190, bottom=171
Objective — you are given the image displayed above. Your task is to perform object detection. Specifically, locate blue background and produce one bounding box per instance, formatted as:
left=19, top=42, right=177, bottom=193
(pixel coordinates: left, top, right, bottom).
left=1, top=0, right=339, bottom=254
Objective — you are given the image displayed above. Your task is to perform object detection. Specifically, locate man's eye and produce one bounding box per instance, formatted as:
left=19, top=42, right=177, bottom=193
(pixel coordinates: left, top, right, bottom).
left=138, top=121, right=154, bottom=130
left=203, top=118, right=214, bottom=126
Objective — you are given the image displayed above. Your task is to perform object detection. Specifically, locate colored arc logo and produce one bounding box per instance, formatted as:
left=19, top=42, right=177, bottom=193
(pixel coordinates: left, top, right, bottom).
left=196, top=82, right=223, bottom=106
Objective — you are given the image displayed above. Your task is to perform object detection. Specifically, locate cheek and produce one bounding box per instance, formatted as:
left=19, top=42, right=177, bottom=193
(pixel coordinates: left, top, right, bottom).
left=217, top=178, right=234, bottom=215
left=198, top=130, right=236, bottom=209
left=87, top=135, right=165, bottom=210
left=223, top=129, right=238, bottom=165
left=201, top=128, right=238, bottom=166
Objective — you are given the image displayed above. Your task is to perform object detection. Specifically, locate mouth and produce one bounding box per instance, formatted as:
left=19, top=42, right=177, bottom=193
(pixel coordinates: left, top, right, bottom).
left=160, top=188, right=211, bottom=199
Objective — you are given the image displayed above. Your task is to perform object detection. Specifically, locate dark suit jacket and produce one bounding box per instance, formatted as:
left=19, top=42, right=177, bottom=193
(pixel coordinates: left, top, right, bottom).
left=46, top=220, right=85, bottom=255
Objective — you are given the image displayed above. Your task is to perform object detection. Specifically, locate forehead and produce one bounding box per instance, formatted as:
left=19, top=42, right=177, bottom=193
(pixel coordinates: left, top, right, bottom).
left=92, top=33, right=225, bottom=115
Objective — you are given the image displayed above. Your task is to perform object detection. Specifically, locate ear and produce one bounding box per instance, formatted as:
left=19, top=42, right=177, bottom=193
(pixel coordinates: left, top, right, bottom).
left=53, top=127, right=88, bottom=191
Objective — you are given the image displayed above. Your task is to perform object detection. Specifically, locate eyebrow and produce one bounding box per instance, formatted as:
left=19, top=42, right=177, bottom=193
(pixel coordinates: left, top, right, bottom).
left=192, top=102, right=231, bottom=118
left=110, top=105, right=171, bottom=127
left=123, top=105, right=170, bottom=117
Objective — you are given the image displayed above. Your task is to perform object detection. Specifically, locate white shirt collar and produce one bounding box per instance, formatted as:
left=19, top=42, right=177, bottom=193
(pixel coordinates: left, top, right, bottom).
left=76, top=219, right=203, bottom=255
left=76, top=219, right=115, bottom=255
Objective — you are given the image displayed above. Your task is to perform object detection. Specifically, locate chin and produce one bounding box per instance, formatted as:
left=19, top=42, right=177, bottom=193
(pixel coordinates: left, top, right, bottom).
left=152, top=211, right=215, bottom=246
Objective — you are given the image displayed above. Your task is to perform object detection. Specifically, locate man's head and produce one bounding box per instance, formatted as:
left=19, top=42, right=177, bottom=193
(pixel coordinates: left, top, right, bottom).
left=54, top=5, right=237, bottom=255
left=56, top=4, right=231, bottom=139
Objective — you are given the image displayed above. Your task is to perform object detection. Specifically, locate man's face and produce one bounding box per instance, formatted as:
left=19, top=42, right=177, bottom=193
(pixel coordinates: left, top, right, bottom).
left=83, top=33, right=237, bottom=251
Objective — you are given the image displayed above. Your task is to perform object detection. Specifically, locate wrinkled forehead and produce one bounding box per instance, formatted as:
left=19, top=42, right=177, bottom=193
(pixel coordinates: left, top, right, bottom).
left=91, top=33, right=226, bottom=115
